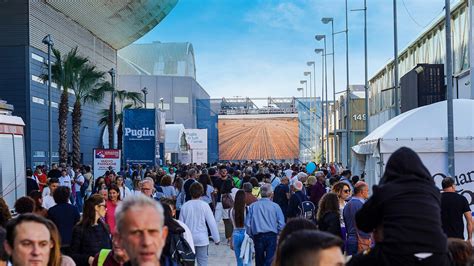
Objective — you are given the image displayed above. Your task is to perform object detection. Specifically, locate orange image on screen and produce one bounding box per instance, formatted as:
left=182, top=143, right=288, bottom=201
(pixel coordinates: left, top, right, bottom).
left=218, top=117, right=299, bottom=161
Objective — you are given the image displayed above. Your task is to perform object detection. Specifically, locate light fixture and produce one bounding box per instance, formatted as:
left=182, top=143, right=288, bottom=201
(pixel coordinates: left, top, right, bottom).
left=321, top=17, right=333, bottom=24
left=315, top=35, right=326, bottom=41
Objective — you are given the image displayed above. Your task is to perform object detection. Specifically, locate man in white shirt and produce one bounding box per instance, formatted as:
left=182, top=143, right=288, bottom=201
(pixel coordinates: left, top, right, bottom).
left=73, top=167, right=85, bottom=212
left=180, top=182, right=220, bottom=266
left=42, top=178, right=59, bottom=209
left=59, top=169, right=72, bottom=189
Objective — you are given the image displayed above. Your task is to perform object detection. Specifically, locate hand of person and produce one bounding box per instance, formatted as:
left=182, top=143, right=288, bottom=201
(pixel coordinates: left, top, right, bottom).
left=230, top=242, right=234, bottom=250
left=88, top=256, right=94, bottom=265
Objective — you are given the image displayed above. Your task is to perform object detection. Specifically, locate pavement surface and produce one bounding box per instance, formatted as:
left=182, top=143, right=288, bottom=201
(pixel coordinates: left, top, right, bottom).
left=208, top=222, right=238, bottom=266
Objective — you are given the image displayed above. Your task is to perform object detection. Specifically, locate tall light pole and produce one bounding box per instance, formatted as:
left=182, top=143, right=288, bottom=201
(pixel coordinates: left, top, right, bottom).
left=300, top=80, right=308, bottom=98
left=345, top=0, right=351, bottom=167
left=307, top=61, right=316, bottom=160
left=316, top=35, right=329, bottom=162
left=297, top=87, right=304, bottom=97
left=393, top=0, right=400, bottom=115
left=108, top=68, right=116, bottom=149
left=300, top=80, right=309, bottom=161
left=322, top=17, right=339, bottom=162
left=445, top=0, right=455, bottom=176
left=42, top=34, right=54, bottom=167
left=141, top=87, right=148, bottom=108
left=349, top=0, right=369, bottom=136
left=315, top=48, right=325, bottom=162
left=304, top=71, right=313, bottom=157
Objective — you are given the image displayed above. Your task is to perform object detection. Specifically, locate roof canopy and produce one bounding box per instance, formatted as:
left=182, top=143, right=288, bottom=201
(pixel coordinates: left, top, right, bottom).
left=353, top=99, right=474, bottom=154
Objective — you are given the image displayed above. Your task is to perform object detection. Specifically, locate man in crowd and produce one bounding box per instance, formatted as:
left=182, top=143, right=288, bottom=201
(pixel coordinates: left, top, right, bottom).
left=243, top=182, right=258, bottom=206
left=26, top=169, right=39, bottom=196
left=287, top=181, right=308, bottom=219
left=440, top=177, right=472, bottom=241
left=343, top=181, right=371, bottom=255
left=273, top=176, right=290, bottom=219
left=183, top=168, right=197, bottom=202
left=114, top=195, right=168, bottom=266
left=278, top=230, right=345, bottom=266
left=5, top=214, right=54, bottom=266
left=140, top=179, right=156, bottom=199
left=42, top=178, right=60, bottom=209
left=246, top=184, right=285, bottom=266
left=310, top=171, right=326, bottom=210
left=73, top=167, right=85, bottom=212
left=214, top=165, right=233, bottom=224
left=59, top=169, right=72, bottom=190
left=47, top=163, right=61, bottom=179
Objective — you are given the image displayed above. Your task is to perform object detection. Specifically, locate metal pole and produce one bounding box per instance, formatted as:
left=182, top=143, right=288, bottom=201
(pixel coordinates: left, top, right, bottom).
left=445, top=0, right=455, bottom=177
left=42, top=35, right=54, bottom=168
left=321, top=53, right=325, bottom=162
left=470, top=0, right=473, bottom=98
left=345, top=0, right=351, bottom=167
left=393, top=0, right=400, bottom=115
left=109, top=68, right=116, bottom=149
left=331, top=21, right=337, bottom=163
left=324, top=38, right=329, bottom=163
left=313, top=62, right=317, bottom=160
left=364, top=0, right=369, bottom=136
left=308, top=72, right=312, bottom=158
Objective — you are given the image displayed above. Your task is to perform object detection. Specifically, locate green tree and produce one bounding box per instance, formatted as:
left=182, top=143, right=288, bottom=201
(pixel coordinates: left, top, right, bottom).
left=70, top=64, right=105, bottom=167
left=97, top=85, right=142, bottom=150
left=42, top=47, right=88, bottom=164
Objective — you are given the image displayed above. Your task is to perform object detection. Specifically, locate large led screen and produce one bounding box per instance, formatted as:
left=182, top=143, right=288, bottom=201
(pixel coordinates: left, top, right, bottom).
left=218, top=117, right=299, bottom=161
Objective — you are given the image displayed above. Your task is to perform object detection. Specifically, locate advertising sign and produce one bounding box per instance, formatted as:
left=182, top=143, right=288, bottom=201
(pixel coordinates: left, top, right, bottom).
left=93, top=149, right=121, bottom=178
left=192, top=149, right=208, bottom=164
left=123, top=109, right=157, bottom=166
left=184, top=129, right=207, bottom=150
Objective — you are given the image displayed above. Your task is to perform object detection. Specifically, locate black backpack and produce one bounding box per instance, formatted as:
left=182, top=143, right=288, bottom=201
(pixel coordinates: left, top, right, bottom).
left=295, top=193, right=316, bottom=220
left=169, top=233, right=195, bottom=266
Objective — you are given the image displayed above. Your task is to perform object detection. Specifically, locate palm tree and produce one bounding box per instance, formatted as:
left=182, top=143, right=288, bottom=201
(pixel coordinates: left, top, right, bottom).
left=70, top=64, right=105, bottom=167
left=97, top=86, right=142, bottom=150
left=42, top=47, right=88, bottom=164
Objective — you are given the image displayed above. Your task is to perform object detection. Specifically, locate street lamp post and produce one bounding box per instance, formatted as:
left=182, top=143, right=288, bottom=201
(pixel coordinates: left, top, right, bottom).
left=315, top=48, right=325, bottom=162
left=445, top=0, right=455, bottom=176
left=322, top=17, right=339, bottom=162
left=297, top=87, right=304, bottom=98
left=42, top=34, right=54, bottom=168
left=300, top=80, right=308, bottom=161
left=316, top=35, right=329, bottom=162
left=307, top=61, right=316, bottom=160
left=108, top=68, right=116, bottom=149
left=141, top=87, right=148, bottom=108
left=345, top=0, right=351, bottom=167
left=393, top=0, right=400, bottom=116
left=304, top=71, right=312, bottom=156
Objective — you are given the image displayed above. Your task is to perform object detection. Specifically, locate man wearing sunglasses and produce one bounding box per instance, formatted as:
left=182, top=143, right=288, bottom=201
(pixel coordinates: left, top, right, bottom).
left=343, top=181, right=370, bottom=256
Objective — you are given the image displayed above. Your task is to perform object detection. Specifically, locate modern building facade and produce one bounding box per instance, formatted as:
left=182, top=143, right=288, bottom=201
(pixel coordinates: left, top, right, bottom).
left=0, top=0, right=177, bottom=167
left=118, top=42, right=218, bottom=163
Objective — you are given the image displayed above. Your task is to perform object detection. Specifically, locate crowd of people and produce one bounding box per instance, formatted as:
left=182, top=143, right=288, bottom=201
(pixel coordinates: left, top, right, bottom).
left=1, top=147, right=472, bottom=266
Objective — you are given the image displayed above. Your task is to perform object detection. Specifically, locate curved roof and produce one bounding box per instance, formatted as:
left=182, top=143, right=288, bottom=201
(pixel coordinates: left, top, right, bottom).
left=117, top=42, right=196, bottom=79
left=45, top=0, right=178, bottom=49
left=353, top=99, right=474, bottom=154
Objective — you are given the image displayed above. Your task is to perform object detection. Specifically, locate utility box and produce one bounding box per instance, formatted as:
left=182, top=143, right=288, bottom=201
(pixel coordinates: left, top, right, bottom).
left=400, top=64, right=445, bottom=113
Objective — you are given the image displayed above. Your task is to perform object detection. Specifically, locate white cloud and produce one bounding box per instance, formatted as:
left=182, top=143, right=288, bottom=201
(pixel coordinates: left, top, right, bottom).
left=244, top=1, right=307, bottom=31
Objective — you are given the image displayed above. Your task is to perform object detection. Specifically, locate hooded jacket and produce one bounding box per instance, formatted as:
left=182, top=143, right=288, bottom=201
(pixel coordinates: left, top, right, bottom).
left=355, top=147, right=447, bottom=255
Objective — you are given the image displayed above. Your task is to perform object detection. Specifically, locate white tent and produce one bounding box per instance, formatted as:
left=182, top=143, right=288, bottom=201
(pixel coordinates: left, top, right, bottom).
left=352, top=99, right=474, bottom=194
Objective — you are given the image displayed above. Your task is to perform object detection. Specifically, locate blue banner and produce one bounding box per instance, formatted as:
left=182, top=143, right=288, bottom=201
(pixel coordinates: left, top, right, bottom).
left=123, top=109, right=157, bottom=166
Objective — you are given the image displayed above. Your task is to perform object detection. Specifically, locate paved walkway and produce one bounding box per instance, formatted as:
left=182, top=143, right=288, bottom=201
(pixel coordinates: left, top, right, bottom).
left=208, top=222, right=237, bottom=266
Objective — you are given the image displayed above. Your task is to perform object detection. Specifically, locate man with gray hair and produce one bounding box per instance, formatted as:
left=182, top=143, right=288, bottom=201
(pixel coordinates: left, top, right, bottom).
left=245, top=183, right=285, bottom=266
left=114, top=194, right=168, bottom=266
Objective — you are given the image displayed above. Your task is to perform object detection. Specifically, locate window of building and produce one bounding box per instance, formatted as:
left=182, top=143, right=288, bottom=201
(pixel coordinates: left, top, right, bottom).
left=31, top=75, right=44, bottom=84
left=31, top=53, right=44, bottom=63
left=174, top=97, right=189, bottom=104
left=33, top=162, right=46, bottom=167
left=162, top=103, right=170, bottom=110
left=32, top=97, right=45, bottom=105
left=51, top=152, right=59, bottom=158
left=51, top=102, right=58, bottom=108
left=68, top=106, right=73, bottom=112
left=33, top=151, right=46, bottom=158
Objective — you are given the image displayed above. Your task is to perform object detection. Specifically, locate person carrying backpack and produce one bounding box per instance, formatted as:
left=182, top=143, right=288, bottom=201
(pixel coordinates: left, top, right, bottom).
left=286, top=181, right=310, bottom=219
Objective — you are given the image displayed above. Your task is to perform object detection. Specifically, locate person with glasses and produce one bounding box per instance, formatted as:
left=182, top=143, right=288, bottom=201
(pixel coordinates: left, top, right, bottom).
left=70, top=194, right=112, bottom=266
left=332, top=181, right=352, bottom=250
left=343, top=181, right=371, bottom=255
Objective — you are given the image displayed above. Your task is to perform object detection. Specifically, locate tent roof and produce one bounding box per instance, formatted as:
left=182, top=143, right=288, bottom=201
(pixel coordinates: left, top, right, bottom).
left=353, top=99, right=474, bottom=154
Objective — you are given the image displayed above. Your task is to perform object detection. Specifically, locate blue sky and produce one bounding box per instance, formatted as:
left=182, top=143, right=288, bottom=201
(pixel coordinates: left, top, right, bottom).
left=136, top=0, right=459, bottom=99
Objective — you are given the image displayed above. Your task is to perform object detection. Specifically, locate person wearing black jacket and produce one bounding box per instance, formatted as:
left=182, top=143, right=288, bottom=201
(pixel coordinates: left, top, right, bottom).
left=316, top=192, right=342, bottom=237
left=70, top=194, right=112, bottom=266
left=287, top=181, right=308, bottom=219
left=349, top=147, right=450, bottom=266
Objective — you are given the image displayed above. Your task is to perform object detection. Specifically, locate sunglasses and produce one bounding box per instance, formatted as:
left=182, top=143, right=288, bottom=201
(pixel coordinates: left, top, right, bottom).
left=343, top=189, right=351, bottom=193
left=97, top=204, right=107, bottom=208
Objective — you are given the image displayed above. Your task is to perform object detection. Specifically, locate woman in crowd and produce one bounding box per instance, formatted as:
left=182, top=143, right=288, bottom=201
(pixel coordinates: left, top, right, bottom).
left=70, top=194, right=112, bottom=266
left=230, top=190, right=250, bottom=266
left=198, top=174, right=214, bottom=211
left=174, top=177, right=185, bottom=218
left=29, top=190, right=48, bottom=217
left=14, top=196, right=35, bottom=215
left=317, top=192, right=342, bottom=237
left=305, top=176, right=317, bottom=198
left=221, top=178, right=234, bottom=244
left=93, top=176, right=106, bottom=194
left=160, top=175, right=177, bottom=199
left=115, top=176, right=131, bottom=200
left=105, top=185, right=120, bottom=234
left=332, top=181, right=351, bottom=246
left=45, top=219, right=76, bottom=266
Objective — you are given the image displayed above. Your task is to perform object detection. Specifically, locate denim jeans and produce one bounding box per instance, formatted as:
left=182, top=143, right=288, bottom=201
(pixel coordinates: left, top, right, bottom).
left=75, top=191, right=83, bottom=212
left=253, top=232, right=277, bottom=266
left=346, top=239, right=358, bottom=256
left=194, top=245, right=208, bottom=266
left=233, top=228, right=251, bottom=266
